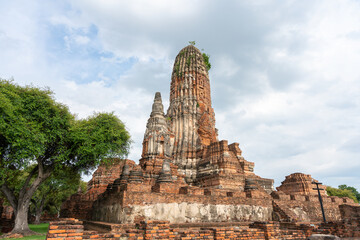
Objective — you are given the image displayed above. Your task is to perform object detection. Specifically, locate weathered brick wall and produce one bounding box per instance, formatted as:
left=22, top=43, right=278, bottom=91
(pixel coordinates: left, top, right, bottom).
left=46, top=219, right=318, bottom=240
left=317, top=221, right=360, bottom=238
left=273, top=198, right=342, bottom=222
left=319, top=204, right=360, bottom=238
left=0, top=198, right=14, bottom=220
left=272, top=191, right=356, bottom=222
left=46, top=218, right=130, bottom=240
left=0, top=197, right=14, bottom=233
left=271, top=196, right=360, bottom=238
left=91, top=183, right=273, bottom=223
left=60, top=193, right=95, bottom=220
left=340, top=203, right=360, bottom=220
left=251, top=222, right=307, bottom=240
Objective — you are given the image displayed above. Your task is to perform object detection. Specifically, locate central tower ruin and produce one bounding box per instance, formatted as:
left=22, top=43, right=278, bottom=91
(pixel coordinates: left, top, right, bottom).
left=167, top=45, right=217, bottom=180
left=139, top=45, right=274, bottom=191
left=141, top=45, right=218, bottom=182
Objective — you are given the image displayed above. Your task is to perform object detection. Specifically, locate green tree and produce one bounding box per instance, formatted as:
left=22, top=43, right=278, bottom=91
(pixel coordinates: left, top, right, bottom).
left=0, top=79, right=131, bottom=235
left=326, top=186, right=359, bottom=203
left=338, top=184, right=360, bottom=202
left=30, top=168, right=84, bottom=224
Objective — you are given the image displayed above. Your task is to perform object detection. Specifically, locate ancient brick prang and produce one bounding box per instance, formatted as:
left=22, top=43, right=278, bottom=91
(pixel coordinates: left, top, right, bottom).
left=277, top=173, right=326, bottom=196
left=138, top=45, right=274, bottom=190
left=141, top=92, right=170, bottom=160
left=167, top=45, right=217, bottom=181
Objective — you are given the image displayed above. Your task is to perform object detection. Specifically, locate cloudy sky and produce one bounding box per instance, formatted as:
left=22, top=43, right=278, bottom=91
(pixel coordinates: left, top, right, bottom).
left=1, top=0, right=360, bottom=190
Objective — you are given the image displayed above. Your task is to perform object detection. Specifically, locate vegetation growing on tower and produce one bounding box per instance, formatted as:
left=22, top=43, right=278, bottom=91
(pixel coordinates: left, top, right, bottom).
left=186, top=41, right=212, bottom=71
left=202, top=53, right=211, bottom=71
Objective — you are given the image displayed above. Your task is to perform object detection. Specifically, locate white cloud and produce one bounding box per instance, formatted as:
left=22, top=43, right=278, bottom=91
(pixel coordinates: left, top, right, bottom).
left=74, top=35, right=90, bottom=45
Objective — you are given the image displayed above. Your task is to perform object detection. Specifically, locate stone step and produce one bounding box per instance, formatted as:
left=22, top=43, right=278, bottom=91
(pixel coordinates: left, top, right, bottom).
left=84, top=221, right=112, bottom=233
left=84, top=220, right=136, bottom=233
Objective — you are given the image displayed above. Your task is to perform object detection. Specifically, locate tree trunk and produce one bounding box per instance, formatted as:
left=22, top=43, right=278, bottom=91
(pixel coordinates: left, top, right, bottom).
left=55, top=206, right=60, bottom=218
left=9, top=162, right=51, bottom=235
left=12, top=196, right=32, bottom=234
left=34, top=198, right=45, bottom=225
left=0, top=161, right=52, bottom=236
left=34, top=210, right=41, bottom=225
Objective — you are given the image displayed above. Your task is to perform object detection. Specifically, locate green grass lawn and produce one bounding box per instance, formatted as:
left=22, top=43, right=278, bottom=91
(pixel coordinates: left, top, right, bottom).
left=4, top=223, right=49, bottom=240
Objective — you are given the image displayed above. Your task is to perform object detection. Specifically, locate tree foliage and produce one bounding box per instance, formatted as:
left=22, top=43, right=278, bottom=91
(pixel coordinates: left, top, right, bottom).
left=30, top=168, right=85, bottom=224
left=326, top=185, right=359, bottom=203
left=0, top=79, right=131, bottom=234
left=338, top=184, right=360, bottom=202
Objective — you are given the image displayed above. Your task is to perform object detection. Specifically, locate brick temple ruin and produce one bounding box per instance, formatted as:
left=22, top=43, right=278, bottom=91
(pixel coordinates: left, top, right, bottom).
left=45, top=45, right=360, bottom=239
